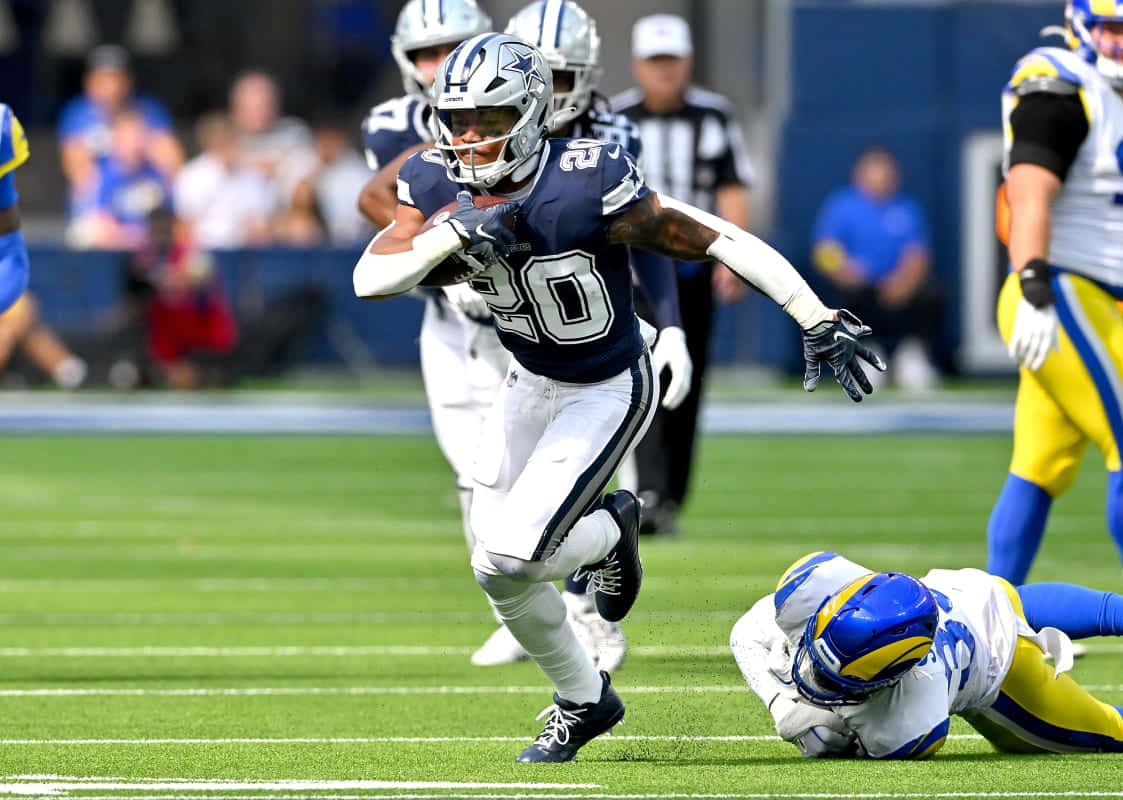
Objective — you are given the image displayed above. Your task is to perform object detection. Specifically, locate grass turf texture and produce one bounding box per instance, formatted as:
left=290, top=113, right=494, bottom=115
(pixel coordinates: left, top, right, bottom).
left=0, top=433, right=1118, bottom=796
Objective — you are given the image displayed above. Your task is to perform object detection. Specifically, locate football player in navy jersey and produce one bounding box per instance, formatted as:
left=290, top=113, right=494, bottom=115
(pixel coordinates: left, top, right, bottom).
left=358, top=0, right=537, bottom=669
left=505, top=0, right=690, bottom=674
left=353, top=34, right=884, bottom=763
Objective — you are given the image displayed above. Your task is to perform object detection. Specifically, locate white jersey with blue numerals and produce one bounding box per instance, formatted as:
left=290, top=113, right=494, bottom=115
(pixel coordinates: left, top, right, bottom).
left=736, top=553, right=1021, bottom=759
left=397, top=138, right=649, bottom=384
left=1002, top=47, right=1123, bottom=286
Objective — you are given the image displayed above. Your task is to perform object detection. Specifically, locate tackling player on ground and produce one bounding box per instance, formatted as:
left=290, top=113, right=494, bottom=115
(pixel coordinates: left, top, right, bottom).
left=731, top=551, right=1123, bottom=757
left=353, top=34, right=883, bottom=762
left=988, top=0, right=1123, bottom=584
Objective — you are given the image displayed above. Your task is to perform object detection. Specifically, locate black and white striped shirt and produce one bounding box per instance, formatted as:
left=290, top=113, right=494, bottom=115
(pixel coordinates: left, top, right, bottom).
left=610, top=86, right=753, bottom=215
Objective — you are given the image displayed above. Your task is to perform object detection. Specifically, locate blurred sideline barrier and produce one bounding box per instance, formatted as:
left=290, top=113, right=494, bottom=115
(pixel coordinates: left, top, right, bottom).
left=26, top=245, right=424, bottom=369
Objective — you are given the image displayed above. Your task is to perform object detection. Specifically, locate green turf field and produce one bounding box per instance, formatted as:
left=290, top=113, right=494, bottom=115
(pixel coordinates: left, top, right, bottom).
left=0, top=433, right=1119, bottom=797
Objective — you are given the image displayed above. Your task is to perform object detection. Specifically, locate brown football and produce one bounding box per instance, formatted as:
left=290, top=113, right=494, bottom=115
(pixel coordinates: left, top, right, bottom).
left=417, top=194, right=512, bottom=288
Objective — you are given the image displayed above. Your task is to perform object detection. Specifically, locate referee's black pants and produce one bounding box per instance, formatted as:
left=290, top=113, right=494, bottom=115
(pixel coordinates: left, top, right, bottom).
left=634, top=263, right=714, bottom=509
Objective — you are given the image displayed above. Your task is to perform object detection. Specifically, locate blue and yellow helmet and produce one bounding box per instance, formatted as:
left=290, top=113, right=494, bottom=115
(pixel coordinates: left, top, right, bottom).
left=792, top=572, right=939, bottom=706
left=1066, top=0, right=1123, bottom=87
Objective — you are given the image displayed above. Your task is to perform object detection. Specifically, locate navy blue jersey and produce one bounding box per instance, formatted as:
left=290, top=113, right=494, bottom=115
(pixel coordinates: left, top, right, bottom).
left=361, top=95, right=432, bottom=172
left=571, top=107, right=644, bottom=162
left=398, top=139, right=649, bottom=383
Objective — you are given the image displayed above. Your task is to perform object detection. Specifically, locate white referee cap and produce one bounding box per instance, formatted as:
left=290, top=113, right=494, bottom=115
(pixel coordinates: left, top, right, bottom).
left=631, top=14, right=693, bottom=59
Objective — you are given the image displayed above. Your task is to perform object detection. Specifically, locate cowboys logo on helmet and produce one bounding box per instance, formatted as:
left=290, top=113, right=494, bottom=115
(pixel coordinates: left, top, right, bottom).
left=1063, top=0, right=1123, bottom=87
left=792, top=572, right=939, bottom=706
left=505, top=0, right=604, bottom=132
left=391, top=0, right=493, bottom=99
left=431, top=33, right=554, bottom=187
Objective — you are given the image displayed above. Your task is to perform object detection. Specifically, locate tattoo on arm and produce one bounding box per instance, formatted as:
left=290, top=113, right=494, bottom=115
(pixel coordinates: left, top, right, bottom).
left=607, top=194, right=721, bottom=261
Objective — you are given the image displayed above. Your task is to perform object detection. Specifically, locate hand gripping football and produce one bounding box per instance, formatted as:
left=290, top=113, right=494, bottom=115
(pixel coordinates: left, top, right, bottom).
left=417, top=194, right=513, bottom=287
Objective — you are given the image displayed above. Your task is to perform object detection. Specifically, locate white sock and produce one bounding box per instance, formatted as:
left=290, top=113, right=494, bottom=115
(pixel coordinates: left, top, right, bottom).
left=537, top=509, right=619, bottom=581
left=489, top=581, right=603, bottom=705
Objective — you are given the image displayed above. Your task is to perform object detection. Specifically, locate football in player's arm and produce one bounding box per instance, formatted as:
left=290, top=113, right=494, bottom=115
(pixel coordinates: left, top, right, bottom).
left=355, top=135, right=884, bottom=403
left=0, top=104, right=31, bottom=314
left=731, top=551, right=1123, bottom=759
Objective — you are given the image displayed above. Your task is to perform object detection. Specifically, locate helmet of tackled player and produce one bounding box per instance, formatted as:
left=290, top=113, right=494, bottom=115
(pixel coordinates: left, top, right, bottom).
left=791, top=572, right=939, bottom=706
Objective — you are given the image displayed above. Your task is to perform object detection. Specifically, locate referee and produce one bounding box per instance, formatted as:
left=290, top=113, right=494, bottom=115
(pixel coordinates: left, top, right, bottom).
left=612, top=13, right=754, bottom=536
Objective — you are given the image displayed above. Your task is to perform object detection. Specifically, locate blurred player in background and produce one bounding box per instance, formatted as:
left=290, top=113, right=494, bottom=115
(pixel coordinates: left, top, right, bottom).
left=353, top=33, right=883, bottom=762
left=731, top=551, right=1123, bottom=758
left=0, top=103, right=30, bottom=315
left=505, top=0, right=691, bottom=673
left=987, top=0, right=1123, bottom=585
left=356, top=0, right=526, bottom=668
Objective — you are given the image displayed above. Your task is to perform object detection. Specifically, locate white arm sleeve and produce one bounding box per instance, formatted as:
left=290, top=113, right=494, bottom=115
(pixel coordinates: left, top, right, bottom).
left=352, top=221, right=464, bottom=298
left=730, top=595, right=797, bottom=716
left=731, top=595, right=858, bottom=757
left=656, top=193, right=833, bottom=330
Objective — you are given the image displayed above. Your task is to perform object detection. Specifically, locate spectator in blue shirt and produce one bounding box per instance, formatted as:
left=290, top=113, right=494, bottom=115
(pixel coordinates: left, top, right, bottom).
left=57, top=44, right=183, bottom=213
left=69, top=110, right=173, bottom=250
left=811, top=145, right=943, bottom=390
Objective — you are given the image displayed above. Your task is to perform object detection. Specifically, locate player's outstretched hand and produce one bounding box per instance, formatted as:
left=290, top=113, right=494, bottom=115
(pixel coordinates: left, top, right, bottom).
left=446, top=190, right=519, bottom=258
left=802, top=309, right=887, bottom=402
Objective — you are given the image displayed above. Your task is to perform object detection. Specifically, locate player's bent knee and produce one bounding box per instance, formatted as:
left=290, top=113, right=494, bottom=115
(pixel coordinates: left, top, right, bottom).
left=471, top=546, right=548, bottom=598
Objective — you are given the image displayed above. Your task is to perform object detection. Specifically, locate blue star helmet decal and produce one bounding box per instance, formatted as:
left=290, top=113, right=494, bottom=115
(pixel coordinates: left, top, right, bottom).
left=499, top=42, right=546, bottom=94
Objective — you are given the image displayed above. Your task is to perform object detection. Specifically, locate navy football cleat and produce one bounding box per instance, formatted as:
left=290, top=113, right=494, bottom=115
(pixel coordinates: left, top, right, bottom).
left=516, top=671, right=625, bottom=763
left=580, top=490, right=643, bottom=622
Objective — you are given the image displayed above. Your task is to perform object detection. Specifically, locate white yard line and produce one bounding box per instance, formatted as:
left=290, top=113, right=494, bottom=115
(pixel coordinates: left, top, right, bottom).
left=0, top=734, right=990, bottom=745
left=0, top=644, right=1117, bottom=658
left=0, top=684, right=1119, bottom=698
left=0, top=779, right=598, bottom=797
left=0, top=610, right=742, bottom=626
left=0, top=685, right=751, bottom=697
left=0, top=787, right=1120, bottom=800
left=0, top=645, right=731, bottom=658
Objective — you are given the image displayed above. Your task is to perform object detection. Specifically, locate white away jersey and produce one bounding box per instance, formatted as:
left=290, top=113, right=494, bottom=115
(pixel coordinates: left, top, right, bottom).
left=731, top=553, right=1022, bottom=759
left=1002, top=47, right=1123, bottom=285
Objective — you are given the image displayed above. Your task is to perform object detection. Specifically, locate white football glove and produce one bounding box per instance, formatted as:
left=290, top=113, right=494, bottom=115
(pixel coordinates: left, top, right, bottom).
left=652, top=326, right=692, bottom=410
left=1008, top=298, right=1059, bottom=372
left=442, top=283, right=491, bottom=322
left=770, top=695, right=859, bottom=758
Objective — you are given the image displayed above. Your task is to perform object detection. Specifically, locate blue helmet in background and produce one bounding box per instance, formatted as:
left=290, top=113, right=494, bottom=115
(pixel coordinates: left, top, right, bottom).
left=792, top=572, right=939, bottom=706
left=1066, top=0, right=1123, bottom=87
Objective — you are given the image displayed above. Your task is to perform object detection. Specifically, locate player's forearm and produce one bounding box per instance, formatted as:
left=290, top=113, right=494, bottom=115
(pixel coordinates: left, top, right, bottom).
left=730, top=598, right=794, bottom=714
left=655, top=194, right=832, bottom=329
left=357, top=177, right=396, bottom=228
left=353, top=223, right=462, bottom=298
left=1006, top=164, right=1059, bottom=271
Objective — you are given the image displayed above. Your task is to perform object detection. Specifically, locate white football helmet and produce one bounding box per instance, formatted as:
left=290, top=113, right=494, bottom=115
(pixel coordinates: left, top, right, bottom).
left=505, top=0, right=602, bottom=131
left=1065, top=0, right=1123, bottom=88
left=391, top=0, right=494, bottom=99
left=432, top=33, right=553, bottom=187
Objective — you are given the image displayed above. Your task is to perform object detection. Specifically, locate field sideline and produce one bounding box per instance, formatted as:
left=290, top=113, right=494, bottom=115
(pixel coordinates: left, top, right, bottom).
left=0, top=433, right=1119, bottom=797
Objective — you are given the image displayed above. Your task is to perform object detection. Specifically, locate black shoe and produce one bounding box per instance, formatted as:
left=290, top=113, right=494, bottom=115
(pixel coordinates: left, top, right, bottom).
left=582, top=490, right=642, bottom=623
left=516, top=671, right=625, bottom=763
